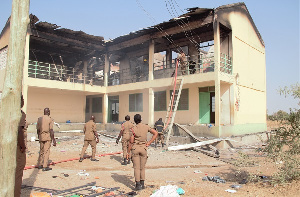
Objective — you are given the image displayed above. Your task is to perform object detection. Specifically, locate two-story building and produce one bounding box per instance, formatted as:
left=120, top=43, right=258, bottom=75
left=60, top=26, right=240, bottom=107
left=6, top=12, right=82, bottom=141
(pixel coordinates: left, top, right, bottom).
left=0, top=2, right=266, bottom=137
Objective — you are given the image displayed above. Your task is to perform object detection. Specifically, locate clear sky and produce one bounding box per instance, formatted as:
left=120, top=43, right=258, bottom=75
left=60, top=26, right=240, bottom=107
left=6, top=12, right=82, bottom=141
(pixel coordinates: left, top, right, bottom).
left=0, top=0, right=299, bottom=114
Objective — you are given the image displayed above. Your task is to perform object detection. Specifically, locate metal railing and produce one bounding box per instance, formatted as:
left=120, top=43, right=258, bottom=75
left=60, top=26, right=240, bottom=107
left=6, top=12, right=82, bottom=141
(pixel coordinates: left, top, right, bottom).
left=28, top=60, right=104, bottom=86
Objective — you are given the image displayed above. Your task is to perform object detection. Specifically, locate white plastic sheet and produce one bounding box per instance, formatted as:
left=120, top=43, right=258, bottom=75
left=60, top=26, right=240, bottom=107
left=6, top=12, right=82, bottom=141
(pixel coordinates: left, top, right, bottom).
left=150, top=185, right=180, bottom=197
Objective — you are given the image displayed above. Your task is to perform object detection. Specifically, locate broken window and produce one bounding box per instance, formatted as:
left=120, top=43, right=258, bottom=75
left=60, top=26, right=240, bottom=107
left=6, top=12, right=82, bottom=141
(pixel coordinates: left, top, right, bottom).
left=170, top=88, right=189, bottom=110
left=154, top=91, right=166, bottom=111
left=129, top=93, right=143, bottom=112
left=154, top=51, right=166, bottom=71
left=92, top=97, right=102, bottom=113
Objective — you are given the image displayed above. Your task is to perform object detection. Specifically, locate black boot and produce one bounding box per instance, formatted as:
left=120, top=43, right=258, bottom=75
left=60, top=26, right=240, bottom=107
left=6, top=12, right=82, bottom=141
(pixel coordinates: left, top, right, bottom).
left=140, top=180, right=145, bottom=189
left=135, top=181, right=142, bottom=191
left=121, top=158, right=127, bottom=165
left=127, top=158, right=131, bottom=164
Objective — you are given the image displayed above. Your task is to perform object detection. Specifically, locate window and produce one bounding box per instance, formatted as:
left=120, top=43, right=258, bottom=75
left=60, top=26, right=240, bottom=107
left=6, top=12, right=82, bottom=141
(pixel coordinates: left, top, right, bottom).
left=154, top=91, right=166, bottom=111
left=85, top=98, right=90, bottom=113
left=129, top=93, right=143, bottom=112
left=92, top=97, right=102, bottom=113
left=170, top=88, right=188, bottom=110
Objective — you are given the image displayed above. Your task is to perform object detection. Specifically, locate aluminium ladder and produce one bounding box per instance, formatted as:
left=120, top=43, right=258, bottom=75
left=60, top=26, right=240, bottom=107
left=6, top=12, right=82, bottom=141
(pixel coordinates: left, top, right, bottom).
left=164, top=77, right=184, bottom=146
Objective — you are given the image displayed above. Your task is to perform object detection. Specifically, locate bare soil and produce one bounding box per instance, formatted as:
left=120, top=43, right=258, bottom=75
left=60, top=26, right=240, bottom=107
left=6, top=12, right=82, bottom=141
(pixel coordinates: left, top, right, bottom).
left=21, top=131, right=299, bottom=197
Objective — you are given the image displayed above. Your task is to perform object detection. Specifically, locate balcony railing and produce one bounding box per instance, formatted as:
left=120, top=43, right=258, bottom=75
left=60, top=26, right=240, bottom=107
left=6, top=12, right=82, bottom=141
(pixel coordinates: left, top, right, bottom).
left=28, top=60, right=104, bottom=86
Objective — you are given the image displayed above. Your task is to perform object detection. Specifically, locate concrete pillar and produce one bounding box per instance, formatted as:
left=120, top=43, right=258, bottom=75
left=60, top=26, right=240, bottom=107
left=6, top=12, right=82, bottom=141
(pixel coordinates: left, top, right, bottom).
left=148, top=40, right=154, bottom=81
left=104, top=54, right=109, bottom=87
left=148, top=88, right=154, bottom=126
left=22, top=33, right=30, bottom=114
left=166, top=49, right=171, bottom=68
left=214, top=20, right=221, bottom=132
left=103, top=93, right=108, bottom=124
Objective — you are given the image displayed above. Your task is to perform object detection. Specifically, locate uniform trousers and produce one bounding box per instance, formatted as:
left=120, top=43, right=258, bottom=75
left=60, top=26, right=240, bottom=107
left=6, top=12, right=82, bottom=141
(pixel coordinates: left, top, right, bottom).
left=121, top=136, right=131, bottom=159
left=80, top=140, right=96, bottom=159
left=14, top=148, right=26, bottom=197
left=155, top=133, right=164, bottom=144
left=132, top=144, right=147, bottom=182
left=38, top=140, right=51, bottom=168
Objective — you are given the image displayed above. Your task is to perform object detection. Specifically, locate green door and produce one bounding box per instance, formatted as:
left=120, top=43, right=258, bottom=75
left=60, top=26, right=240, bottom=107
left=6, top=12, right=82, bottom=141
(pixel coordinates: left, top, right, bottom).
left=199, top=92, right=210, bottom=124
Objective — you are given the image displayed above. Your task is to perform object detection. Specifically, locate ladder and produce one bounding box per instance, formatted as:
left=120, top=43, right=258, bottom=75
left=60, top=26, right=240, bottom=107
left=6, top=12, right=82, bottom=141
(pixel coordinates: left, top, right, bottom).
left=164, top=77, right=184, bottom=146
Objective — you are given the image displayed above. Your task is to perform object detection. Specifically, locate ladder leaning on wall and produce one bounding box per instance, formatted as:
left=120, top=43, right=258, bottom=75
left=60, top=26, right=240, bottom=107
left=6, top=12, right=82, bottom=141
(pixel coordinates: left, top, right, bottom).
left=164, top=59, right=184, bottom=146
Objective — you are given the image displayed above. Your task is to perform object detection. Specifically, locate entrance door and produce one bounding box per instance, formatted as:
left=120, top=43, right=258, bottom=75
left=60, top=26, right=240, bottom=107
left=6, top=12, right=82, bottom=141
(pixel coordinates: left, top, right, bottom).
left=108, top=96, right=119, bottom=123
left=210, top=92, right=215, bottom=123
left=199, top=92, right=210, bottom=124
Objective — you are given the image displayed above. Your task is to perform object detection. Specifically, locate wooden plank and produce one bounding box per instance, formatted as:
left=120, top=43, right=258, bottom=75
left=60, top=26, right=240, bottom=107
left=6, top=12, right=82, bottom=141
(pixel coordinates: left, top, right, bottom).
left=168, top=138, right=224, bottom=151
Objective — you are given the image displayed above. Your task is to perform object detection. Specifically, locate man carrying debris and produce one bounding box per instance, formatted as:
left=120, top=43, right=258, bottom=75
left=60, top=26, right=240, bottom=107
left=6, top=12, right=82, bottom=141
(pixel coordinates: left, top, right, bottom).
left=15, top=95, right=27, bottom=197
left=79, top=115, right=99, bottom=162
left=129, top=114, right=158, bottom=190
left=154, top=118, right=165, bottom=148
left=116, top=115, right=134, bottom=165
left=36, top=108, right=56, bottom=171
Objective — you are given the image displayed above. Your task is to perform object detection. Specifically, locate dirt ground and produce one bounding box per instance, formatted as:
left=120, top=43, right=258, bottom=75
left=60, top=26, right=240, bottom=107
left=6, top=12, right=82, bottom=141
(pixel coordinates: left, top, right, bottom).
left=21, top=130, right=299, bottom=197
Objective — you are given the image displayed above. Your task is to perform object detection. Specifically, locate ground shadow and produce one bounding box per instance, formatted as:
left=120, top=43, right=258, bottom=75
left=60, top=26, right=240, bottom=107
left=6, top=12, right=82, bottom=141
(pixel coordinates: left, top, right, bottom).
left=111, top=173, right=135, bottom=190
left=22, top=167, right=40, bottom=196
left=110, top=154, right=123, bottom=163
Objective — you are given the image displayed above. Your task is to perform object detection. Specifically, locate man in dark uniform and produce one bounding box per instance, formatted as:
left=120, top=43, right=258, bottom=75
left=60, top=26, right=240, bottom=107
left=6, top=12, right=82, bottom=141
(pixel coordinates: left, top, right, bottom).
left=36, top=108, right=56, bottom=171
left=116, top=115, right=134, bottom=165
left=154, top=118, right=165, bottom=148
left=129, top=114, right=158, bottom=190
left=14, top=95, right=27, bottom=197
left=79, top=115, right=99, bottom=162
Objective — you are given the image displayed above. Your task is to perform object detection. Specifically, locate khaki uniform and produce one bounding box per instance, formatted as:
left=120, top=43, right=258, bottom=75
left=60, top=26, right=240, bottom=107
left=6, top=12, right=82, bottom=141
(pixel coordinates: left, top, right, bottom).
left=178, top=53, right=187, bottom=75
left=131, top=123, right=152, bottom=182
left=80, top=120, right=97, bottom=159
left=121, top=121, right=134, bottom=158
left=37, top=115, right=54, bottom=168
left=15, top=110, right=27, bottom=197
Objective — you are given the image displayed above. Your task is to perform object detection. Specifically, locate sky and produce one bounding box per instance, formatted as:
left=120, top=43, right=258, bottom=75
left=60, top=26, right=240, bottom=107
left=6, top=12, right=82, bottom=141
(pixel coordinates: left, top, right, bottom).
left=0, top=0, right=299, bottom=114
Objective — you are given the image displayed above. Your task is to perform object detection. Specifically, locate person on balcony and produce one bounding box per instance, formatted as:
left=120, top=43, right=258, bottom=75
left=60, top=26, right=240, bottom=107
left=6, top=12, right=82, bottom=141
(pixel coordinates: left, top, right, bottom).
left=178, top=51, right=187, bottom=75
left=79, top=115, right=99, bottom=162
left=116, top=115, right=134, bottom=165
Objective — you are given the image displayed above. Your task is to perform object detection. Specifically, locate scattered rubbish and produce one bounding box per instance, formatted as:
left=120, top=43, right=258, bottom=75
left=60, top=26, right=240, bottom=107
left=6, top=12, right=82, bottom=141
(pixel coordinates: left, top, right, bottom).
left=202, top=176, right=226, bottom=183
left=259, top=175, right=268, bottom=179
left=166, top=181, right=175, bottom=184
left=208, top=124, right=213, bottom=128
left=194, top=170, right=202, bottom=174
left=178, top=181, right=185, bottom=184
left=225, top=189, right=237, bottom=193
left=177, top=188, right=185, bottom=195
left=66, top=120, right=71, bottom=123
left=31, top=137, right=36, bottom=142
left=150, top=185, right=180, bottom=197
left=52, top=176, right=57, bottom=178
left=30, top=192, right=51, bottom=197
left=239, top=179, right=248, bottom=184
left=104, top=191, right=115, bottom=196
left=148, top=185, right=155, bottom=188
left=57, top=142, right=61, bottom=144
left=76, top=170, right=89, bottom=176
left=127, top=191, right=137, bottom=196
left=230, top=185, right=242, bottom=189
left=63, top=174, right=69, bottom=177
left=95, top=176, right=100, bottom=179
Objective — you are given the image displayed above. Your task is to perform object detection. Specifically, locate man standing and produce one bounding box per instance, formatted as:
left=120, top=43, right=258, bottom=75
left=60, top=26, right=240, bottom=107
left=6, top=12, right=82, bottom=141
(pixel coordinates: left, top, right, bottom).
left=36, top=108, right=56, bottom=171
left=79, top=115, right=99, bottom=162
left=14, top=95, right=27, bottom=197
left=154, top=118, right=165, bottom=148
left=178, top=51, right=187, bottom=75
left=116, top=115, right=134, bottom=165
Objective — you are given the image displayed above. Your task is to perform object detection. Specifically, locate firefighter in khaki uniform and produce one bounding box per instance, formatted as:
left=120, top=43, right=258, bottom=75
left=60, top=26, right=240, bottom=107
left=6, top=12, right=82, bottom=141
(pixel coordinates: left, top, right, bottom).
left=154, top=118, right=165, bottom=148
left=129, top=114, right=158, bottom=191
left=14, top=95, right=27, bottom=197
left=79, top=115, right=99, bottom=162
left=116, top=115, right=134, bottom=165
left=37, top=108, right=56, bottom=171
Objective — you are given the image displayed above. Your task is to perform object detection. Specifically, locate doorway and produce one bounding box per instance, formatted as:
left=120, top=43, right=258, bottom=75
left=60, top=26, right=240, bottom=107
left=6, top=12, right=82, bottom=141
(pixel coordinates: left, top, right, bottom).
left=199, top=87, right=215, bottom=124
left=108, top=96, right=119, bottom=123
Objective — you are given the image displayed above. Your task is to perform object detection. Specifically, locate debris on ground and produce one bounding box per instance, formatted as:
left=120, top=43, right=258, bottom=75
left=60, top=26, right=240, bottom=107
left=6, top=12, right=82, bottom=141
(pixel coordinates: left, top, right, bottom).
left=202, top=176, right=226, bottom=183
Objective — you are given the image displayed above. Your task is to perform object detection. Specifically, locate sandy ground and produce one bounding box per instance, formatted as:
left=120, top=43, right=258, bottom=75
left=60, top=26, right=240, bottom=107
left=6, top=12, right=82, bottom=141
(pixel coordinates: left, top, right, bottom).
left=21, top=131, right=299, bottom=197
